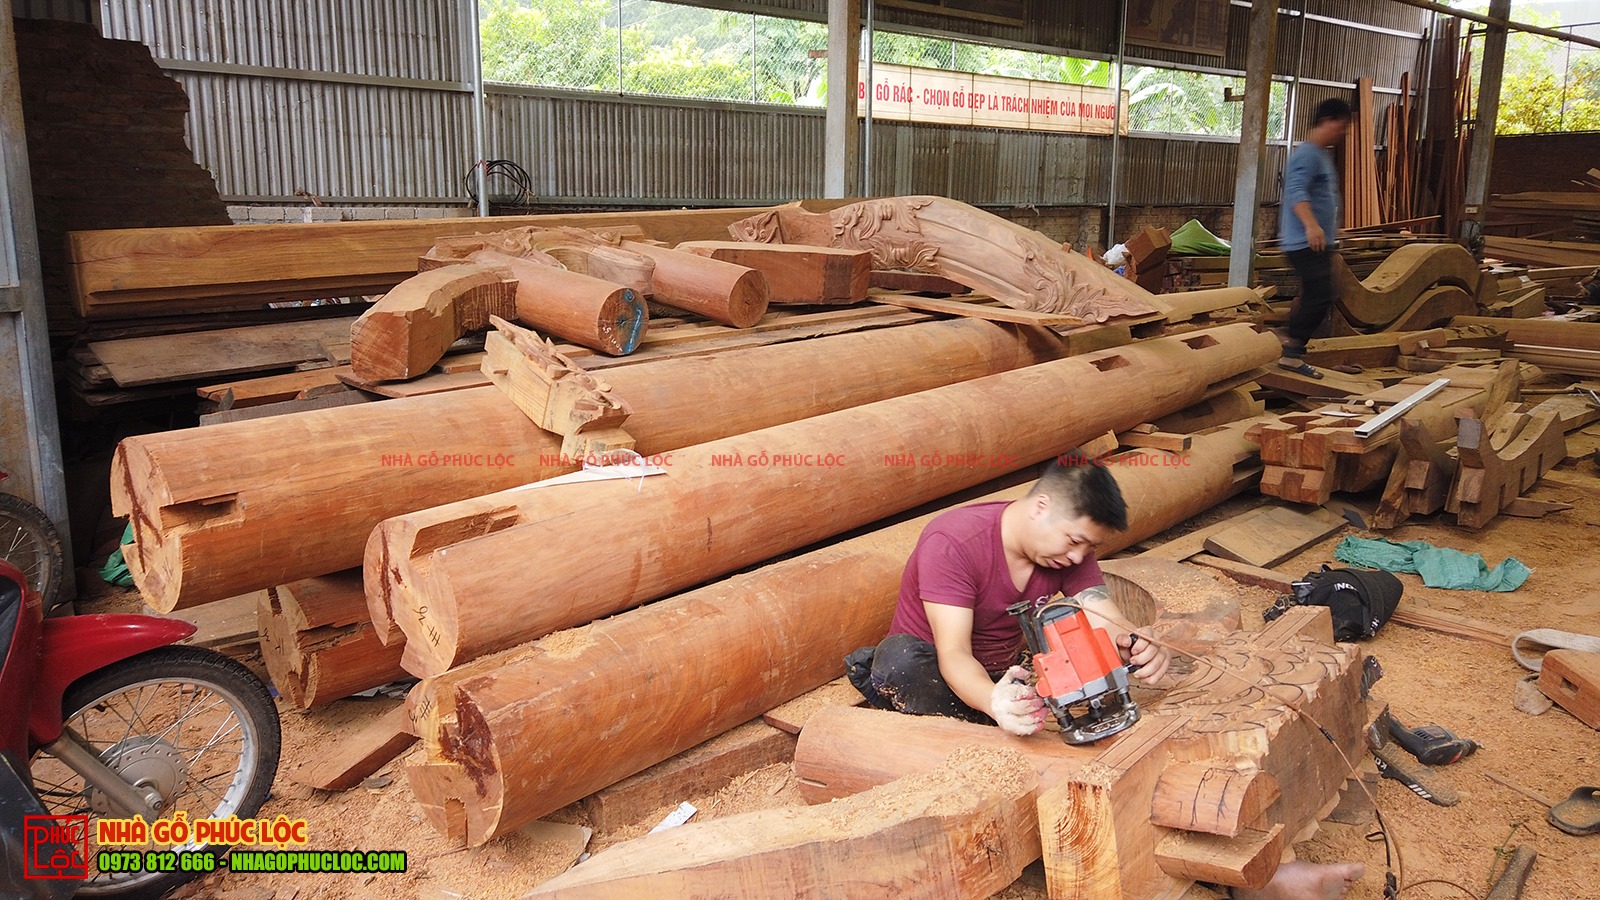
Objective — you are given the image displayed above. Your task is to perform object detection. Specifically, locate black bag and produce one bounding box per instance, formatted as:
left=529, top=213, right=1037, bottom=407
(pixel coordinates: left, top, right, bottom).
left=1264, top=565, right=1403, bottom=641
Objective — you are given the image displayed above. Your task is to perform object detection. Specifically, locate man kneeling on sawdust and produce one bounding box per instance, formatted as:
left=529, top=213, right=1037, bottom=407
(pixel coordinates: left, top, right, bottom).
left=846, top=455, right=1366, bottom=900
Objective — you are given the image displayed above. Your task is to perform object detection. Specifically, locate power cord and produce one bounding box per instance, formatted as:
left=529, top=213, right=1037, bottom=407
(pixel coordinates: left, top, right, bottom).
left=463, top=159, right=535, bottom=208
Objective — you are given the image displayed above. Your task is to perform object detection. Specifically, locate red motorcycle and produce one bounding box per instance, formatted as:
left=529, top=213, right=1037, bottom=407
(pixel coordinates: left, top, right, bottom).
left=0, top=559, right=281, bottom=898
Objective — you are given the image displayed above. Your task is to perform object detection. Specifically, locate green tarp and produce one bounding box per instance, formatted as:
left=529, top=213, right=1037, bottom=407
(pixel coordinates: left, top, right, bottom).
left=1169, top=219, right=1231, bottom=256
left=1333, top=536, right=1530, bottom=592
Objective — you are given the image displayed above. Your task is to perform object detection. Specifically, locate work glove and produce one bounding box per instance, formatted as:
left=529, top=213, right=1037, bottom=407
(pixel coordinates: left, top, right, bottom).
left=990, top=666, right=1048, bottom=736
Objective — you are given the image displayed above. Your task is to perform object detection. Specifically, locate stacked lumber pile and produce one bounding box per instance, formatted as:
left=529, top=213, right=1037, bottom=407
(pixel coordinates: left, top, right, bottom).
left=1486, top=170, right=1600, bottom=241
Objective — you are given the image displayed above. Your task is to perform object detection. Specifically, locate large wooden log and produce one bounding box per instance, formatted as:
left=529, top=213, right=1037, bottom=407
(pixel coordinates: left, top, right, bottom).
left=620, top=241, right=770, bottom=327
left=467, top=250, right=646, bottom=356
left=348, top=264, right=519, bottom=382
left=524, top=748, right=1040, bottom=900
left=404, top=421, right=1262, bottom=845
left=258, top=570, right=406, bottom=709
left=376, top=325, right=1277, bottom=676
left=114, top=318, right=1072, bottom=613
left=66, top=206, right=823, bottom=318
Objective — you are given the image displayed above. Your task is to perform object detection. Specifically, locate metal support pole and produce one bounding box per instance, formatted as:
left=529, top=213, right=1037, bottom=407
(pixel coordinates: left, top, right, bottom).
left=824, top=0, right=860, bottom=198
left=0, top=0, right=73, bottom=579
left=1228, top=0, right=1279, bottom=287
left=862, top=0, right=874, bottom=198
left=1460, top=0, right=1509, bottom=249
left=1107, top=0, right=1127, bottom=246
left=469, top=0, right=488, bottom=216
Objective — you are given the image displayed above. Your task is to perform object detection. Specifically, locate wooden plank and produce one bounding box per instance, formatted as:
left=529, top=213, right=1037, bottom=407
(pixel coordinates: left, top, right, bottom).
left=197, top=365, right=354, bottom=407
left=90, top=317, right=359, bottom=387
left=156, top=591, right=262, bottom=652
left=760, top=677, right=865, bottom=735
left=533, top=747, right=1040, bottom=899
left=1153, top=825, right=1285, bottom=889
left=67, top=205, right=831, bottom=318
left=198, top=388, right=372, bottom=425
left=1201, top=506, right=1347, bottom=569
left=288, top=703, right=417, bottom=792
left=579, top=720, right=798, bottom=833
left=869, top=269, right=972, bottom=294
left=869, top=292, right=1087, bottom=326
left=1116, top=426, right=1192, bottom=453
left=1500, top=498, right=1573, bottom=518
left=1538, top=650, right=1600, bottom=729
left=1136, top=506, right=1273, bottom=562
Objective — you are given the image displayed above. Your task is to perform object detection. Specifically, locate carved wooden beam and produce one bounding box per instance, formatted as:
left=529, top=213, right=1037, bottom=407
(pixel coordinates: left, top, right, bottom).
left=422, top=225, right=654, bottom=296
left=348, top=264, right=519, bottom=382
left=728, top=196, right=1167, bottom=322
left=1372, top=417, right=1458, bottom=530
left=794, top=608, right=1365, bottom=898
left=1448, top=404, right=1566, bottom=529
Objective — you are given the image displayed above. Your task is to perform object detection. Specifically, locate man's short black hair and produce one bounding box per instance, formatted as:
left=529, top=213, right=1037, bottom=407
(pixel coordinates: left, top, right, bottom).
left=1033, top=453, right=1128, bottom=531
left=1313, top=97, right=1353, bottom=125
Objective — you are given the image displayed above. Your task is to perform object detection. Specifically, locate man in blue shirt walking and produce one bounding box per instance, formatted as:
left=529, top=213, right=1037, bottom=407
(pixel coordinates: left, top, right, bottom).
left=1277, top=98, right=1353, bottom=378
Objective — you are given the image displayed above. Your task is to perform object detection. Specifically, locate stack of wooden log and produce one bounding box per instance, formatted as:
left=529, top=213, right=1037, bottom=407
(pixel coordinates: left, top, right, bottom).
left=100, top=202, right=1600, bottom=895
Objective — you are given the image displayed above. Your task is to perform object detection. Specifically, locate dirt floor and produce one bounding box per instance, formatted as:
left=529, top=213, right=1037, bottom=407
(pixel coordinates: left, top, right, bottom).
left=70, top=462, right=1600, bottom=900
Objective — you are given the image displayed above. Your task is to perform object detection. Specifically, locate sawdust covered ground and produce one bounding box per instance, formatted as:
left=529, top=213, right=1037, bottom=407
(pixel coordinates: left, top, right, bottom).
left=72, top=469, right=1600, bottom=899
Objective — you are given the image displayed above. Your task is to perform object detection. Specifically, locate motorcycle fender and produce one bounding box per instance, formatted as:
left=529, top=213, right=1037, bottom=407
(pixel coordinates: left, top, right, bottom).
left=29, top=615, right=196, bottom=749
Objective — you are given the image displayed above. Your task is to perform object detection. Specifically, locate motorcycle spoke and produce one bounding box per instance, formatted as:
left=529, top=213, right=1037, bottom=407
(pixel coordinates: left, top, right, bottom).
left=188, top=713, right=244, bottom=767
left=154, top=691, right=229, bottom=745
left=175, top=769, right=232, bottom=812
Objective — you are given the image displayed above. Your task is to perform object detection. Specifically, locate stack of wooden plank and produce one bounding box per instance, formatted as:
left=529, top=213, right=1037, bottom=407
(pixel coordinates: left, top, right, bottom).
left=1342, top=78, right=1383, bottom=229
left=1487, top=179, right=1600, bottom=241
left=1484, top=235, right=1600, bottom=269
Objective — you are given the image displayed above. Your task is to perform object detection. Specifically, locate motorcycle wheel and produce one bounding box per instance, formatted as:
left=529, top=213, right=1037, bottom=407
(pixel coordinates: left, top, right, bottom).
left=0, top=491, right=65, bottom=610
left=29, top=645, right=281, bottom=899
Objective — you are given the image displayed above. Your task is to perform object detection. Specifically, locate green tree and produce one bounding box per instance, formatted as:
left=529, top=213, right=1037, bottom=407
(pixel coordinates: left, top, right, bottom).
left=480, top=0, right=620, bottom=90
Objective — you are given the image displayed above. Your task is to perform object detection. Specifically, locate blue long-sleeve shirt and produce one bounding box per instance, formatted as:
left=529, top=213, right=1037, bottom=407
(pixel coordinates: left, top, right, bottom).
left=1278, top=140, right=1340, bottom=252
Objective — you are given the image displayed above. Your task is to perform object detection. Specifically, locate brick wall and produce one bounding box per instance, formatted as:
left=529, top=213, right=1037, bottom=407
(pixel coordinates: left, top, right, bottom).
left=15, top=19, right=231, bottom=330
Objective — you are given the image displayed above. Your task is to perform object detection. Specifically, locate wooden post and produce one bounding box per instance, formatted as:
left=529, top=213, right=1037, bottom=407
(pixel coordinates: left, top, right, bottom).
left=115, top=318, right=1074, bottom=613
left=375, top=326, right=1278, bottom=676
left=468, top=249, right=646, bottom=356
left=403, top=424, right=1268, bottom=845
left=620, top=241, right=769, bottom=327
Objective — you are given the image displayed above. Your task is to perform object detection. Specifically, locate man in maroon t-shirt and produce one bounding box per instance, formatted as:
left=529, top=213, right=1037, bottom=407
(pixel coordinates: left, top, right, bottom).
left=847, top=458, right=1170, bottom=735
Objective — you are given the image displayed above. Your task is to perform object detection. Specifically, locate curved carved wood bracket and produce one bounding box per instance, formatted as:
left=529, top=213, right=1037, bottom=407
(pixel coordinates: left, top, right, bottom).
left=730, top=196, right=1167, bottom=323
left=1334, top=243, right=1481, bottom=331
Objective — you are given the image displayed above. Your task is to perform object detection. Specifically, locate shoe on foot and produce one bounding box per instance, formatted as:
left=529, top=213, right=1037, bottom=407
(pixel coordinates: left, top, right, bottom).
left=1277, top=360, right=1325, bottom=379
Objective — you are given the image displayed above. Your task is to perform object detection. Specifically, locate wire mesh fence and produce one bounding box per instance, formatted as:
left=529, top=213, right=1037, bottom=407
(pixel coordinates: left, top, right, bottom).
left=481, top=0, right=1290, bottom=137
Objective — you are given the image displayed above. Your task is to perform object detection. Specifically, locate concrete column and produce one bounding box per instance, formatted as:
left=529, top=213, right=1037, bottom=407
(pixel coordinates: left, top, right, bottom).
left=824, top=0, right=860, bottom=198
left=1228, top=0, right=1279, bottom=287
left=1460, top=0, right=1510, bottom=248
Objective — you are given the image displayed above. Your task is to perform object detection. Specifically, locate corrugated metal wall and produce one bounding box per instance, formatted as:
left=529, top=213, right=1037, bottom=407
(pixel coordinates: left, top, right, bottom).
left=94, top=0, right=1424, bottom=207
